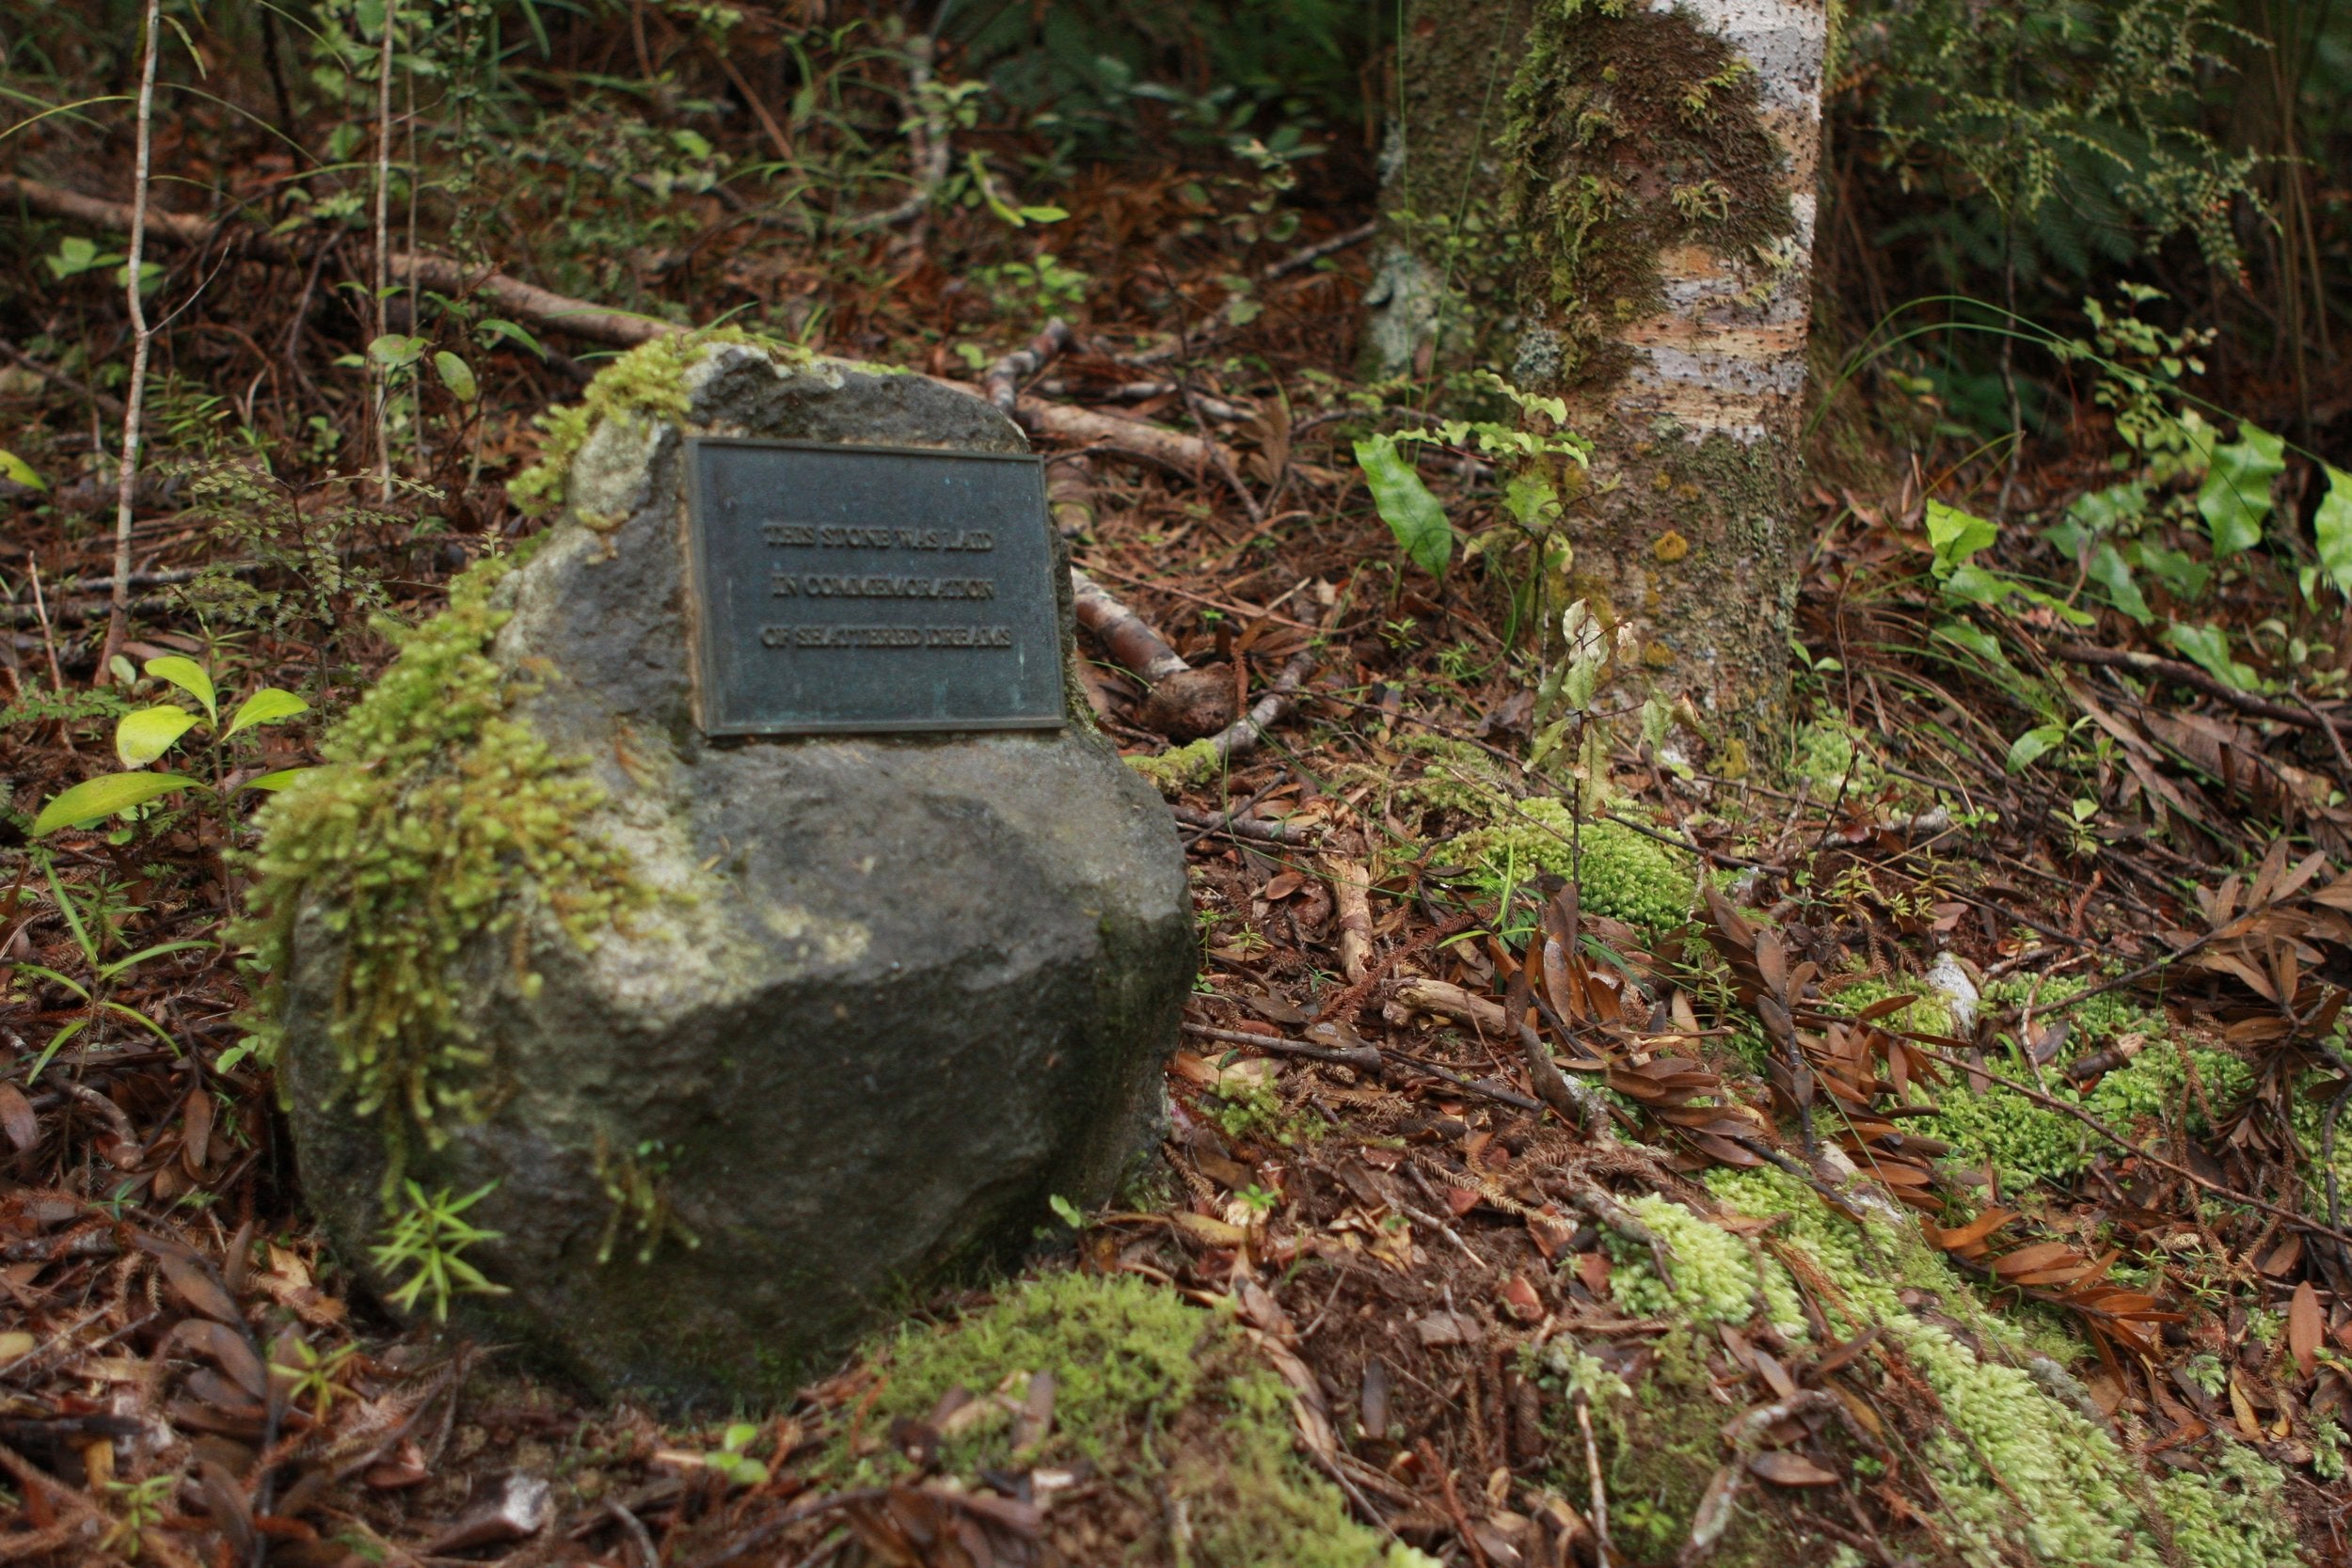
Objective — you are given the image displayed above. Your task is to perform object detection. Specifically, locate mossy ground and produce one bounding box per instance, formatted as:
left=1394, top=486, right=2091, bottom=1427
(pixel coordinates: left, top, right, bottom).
left=816, top=1271, right=1430, bottom=1568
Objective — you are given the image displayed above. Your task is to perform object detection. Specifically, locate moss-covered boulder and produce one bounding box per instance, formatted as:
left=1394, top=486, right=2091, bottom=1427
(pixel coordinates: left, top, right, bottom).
left=254, top=339, right=1194, bottom=1405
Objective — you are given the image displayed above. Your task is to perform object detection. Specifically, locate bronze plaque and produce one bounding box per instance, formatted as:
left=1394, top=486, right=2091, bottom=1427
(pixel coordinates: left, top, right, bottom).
left=684, top=438, right=1065, bottom=736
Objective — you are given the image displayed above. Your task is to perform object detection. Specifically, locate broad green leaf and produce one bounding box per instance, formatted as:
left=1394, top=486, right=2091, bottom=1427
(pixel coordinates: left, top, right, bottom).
left=2006, top=723, right=2065, bottom=773
left=2133, top=541, right=2211, bottom=602
left=2197, top=422, right=2285, bottom=556
left=116, top=705, right=197, bottom=768
left=368, top=332, right=428, bottom=369
left=144, top=655, right=216, bottom=722
left=2316, top=466, right=2352, bottom=596
left=224, top=687, right=310, bottom=738
left=1354, top=434, right=1452, bottom=578
left=1925, top=500, right=1997, bottom=578
left=2086, top=543, right=2152, bottom=625
left=476, top=318, right=544, bottom=358
left=32, top=771, right=200, bottom=836
left=433, top=351, right=478, bottom=403
left=0, top=449, right=45, bottom=490
left=235, top=766, right=314, bottom=794
left=2161, top=623, right=2259, bottom=690
left=1939, top=562, right=2013, bottom=608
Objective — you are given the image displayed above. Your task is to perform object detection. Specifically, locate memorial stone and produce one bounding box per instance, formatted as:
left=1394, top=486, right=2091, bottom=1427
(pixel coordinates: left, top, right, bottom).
left=272, top=341, right=1194, bottom=1403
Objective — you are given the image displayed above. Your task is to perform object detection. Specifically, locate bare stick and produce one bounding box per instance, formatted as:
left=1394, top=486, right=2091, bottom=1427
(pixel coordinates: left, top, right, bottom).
left=1168, top=803, right=1321, bottom=846
left=986, top=318, right=1073, bottom=411
left=372, top=4, right=396, bottom=500
left=103, top=0, right=165, bottom=677
left=1072, top=568, right=1190, bottom=684
left=0, top=172, right=1245, bottom=482
left=1327, top=855, right=1375, bottom=982
left=2055, top=642, right=2351, bottom=738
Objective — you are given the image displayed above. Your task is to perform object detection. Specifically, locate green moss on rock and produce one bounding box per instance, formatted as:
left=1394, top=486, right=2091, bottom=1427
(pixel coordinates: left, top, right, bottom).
left=1704, top=1166, right=2301, bottom=1568
left=1900, top=978, right=2250, bottom=1189
left=1606, top=1192, right=1809, bottom=1338
left=507, top=328, right=806, bottom=517
left=237, top=549, right=649, bottom=1196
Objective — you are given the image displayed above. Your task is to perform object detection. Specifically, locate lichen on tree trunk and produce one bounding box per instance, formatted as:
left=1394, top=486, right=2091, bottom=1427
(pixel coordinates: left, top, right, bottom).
left=1372, top=0, right=1828, bottom=742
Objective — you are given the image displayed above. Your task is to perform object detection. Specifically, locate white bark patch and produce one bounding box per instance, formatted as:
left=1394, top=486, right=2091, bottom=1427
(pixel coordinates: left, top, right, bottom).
left=1618, top=0, right=1827, bottom=445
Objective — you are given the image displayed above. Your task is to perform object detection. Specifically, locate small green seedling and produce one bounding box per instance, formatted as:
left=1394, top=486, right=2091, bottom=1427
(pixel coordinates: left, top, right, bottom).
left=702, top=1423, right=771, bottom=1487
left=371, top=1180, right=511, bottom=1323
left=31, top=656, right=311, bottom=837
left=13, top=855, right=215, bottom=1082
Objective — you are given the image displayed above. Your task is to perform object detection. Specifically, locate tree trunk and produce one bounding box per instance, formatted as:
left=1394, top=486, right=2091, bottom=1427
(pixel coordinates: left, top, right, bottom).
left=1370, top=0, right=1829, bottom=752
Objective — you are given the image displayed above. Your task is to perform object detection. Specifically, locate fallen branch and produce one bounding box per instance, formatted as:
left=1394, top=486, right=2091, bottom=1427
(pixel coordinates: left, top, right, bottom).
left=1326, top=856, right=1375, bottom=982
left=2055, top=642, right=2351, bottom=738
left=1168, top=803, right=1320, bottom=846
left=1200, top=643, right=1316, bottom=767
left=1, top=172, right=676, bottom=352
left=2, top=172, right=1242, bottom=483
left=1180, top=1021, right=1380, bottom=1071
left=1012, top=395, right=1244, bottom=486
left=986, top=318, right=1073, bottom=411
left=1073, top=566, right=1234, bottom=738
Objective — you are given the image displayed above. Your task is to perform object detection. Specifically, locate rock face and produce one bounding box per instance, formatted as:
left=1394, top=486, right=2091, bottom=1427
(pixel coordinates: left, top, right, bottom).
left=278, top=342, right=1193, bottom=1404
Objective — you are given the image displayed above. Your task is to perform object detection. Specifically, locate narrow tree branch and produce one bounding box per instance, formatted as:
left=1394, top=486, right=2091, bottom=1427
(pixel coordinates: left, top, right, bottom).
left=103, top=0, right=164, bottom=677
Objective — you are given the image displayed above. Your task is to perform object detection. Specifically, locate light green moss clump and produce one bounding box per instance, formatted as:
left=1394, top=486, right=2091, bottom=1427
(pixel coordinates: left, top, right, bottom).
left=1788, top=717, right=1880, bottom=796
left=2150, top=1445, right=2303, bottom=1568
left=1465, top=798, right=1694, bottom=931
left=507, top=327, right=804, bottom=516
left=237, top=550, right=647, bottom=1194
left=838, top=1272, right=1430, bottom=1568
left=1395, top=733, right=1519, bottom=817
left=1605, top=1193, right=1810, bottom=1339
left=1705, top=1166, right=2302, bottom=1568
left=1909, top=978, right=2249, bottom=1188
left=1127, top=737, right=1223, bottom=795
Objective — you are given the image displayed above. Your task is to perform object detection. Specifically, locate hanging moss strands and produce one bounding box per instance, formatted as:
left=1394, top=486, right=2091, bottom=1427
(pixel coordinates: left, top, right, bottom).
left=236, top=547, right=648, bottom=1198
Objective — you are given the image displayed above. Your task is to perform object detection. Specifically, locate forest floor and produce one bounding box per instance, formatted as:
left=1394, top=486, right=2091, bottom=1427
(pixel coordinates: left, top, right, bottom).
left=8, top=116, right=2352, bottom=1568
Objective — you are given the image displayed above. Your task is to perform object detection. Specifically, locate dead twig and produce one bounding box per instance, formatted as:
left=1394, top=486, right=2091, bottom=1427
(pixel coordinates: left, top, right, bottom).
left=2054, top=642, right=2351, bottom=738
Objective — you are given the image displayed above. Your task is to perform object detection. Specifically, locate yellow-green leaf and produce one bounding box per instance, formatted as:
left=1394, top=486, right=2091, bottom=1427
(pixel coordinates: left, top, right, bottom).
left=433, top=351, right=478, bottom=403
left=32, top=772, right=200, bottom=836
left=224, top=687, right=310, bottom=738
left=115, top=705, right=197, bottom=768
left=235, top=767, right=313, bottom=794
left=2316, top=466, right=2352, bottom=597
left=143, top=656, right=216, bottom=723
left=0, top=449, right=45, bottom=491
left=1354, top=433, right=1453, bottom=578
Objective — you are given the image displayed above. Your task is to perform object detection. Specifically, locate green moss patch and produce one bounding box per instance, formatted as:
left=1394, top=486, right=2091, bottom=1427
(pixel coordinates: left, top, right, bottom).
left=1703, top=1166, right=2300, bottom=1568
left=507, top=327, right=806, bottom=517
left=827, top=1272, right=1429, bottom=1568
left=238, top=549, right=649, bottom=1195
left=1465, top=799, right=1695, bottom=932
